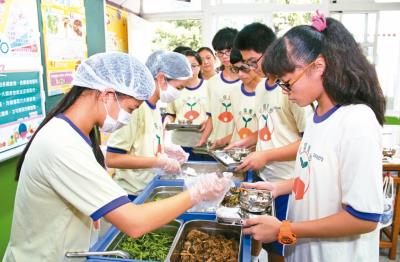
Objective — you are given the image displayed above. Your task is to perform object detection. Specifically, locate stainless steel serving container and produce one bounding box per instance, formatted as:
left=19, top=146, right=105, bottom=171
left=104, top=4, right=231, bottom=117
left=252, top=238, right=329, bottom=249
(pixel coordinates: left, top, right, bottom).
left=167, top=220, right=242, bottom=262
left=161, top=161, right=246, bottom=182
left=143, top=186, right=183, bottom=203
left=105, top=220, right=183, bottom=261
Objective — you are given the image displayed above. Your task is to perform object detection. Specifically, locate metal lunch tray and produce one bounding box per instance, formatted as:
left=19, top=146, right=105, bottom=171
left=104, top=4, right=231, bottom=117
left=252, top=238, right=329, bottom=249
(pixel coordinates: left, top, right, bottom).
left=168, top=220, right=242, bottom=262
left=216, top=188, right=275, bottom=225
left=105, top=220, right=183, bottom=261
left=209, top=150, right=242, bottom=171
left=165, top=123, right=201, bottom=131
left=143, top=186, right=183, bottom=203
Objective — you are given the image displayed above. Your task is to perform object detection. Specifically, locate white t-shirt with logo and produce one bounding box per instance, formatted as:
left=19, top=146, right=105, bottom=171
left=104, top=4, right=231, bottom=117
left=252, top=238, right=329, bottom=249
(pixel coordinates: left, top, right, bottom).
left=255, top=80, right=310, bottom=182
left=4, top=115, right=129, bottom=262
left=166, top=79, right=208, bottom=147
left=206, top=72, right=239, bottom=142
left=230, top=83, right=258, bottom=143
left=286, top=104, right=383, bottom=262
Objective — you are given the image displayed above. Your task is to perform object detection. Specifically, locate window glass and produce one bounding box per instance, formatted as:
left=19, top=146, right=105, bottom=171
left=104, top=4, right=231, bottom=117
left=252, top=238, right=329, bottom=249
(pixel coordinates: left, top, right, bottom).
left=272, top=12, right=313, bottom=36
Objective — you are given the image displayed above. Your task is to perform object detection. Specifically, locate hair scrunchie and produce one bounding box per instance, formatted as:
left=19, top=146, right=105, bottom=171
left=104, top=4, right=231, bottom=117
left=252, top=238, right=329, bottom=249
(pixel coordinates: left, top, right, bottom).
left=311, top=10, right=327, bottom=32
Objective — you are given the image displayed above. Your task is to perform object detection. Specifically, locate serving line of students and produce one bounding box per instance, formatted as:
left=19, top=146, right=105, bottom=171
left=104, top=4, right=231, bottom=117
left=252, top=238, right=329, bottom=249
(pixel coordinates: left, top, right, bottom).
left=3, top=52, right=231, bottom=261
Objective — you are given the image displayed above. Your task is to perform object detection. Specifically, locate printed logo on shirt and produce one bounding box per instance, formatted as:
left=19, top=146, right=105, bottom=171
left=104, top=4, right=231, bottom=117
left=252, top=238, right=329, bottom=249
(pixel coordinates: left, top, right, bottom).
left=218, top=95, right=233, bottom=123
left=183, top=96, right=201, bottom=121
left=153, top=122, right=163, bottom=155
left=235, top=108, right=258, bottom=139
left=258, top=104, right=275, bottom=142
left=293, top=142, right=312, bottom=200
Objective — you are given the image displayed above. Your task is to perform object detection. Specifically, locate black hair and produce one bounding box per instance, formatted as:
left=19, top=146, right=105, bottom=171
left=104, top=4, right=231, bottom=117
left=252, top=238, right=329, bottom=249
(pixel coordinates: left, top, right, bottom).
left=263, top=17, right=386, bottom=125
left=235, top=22, right=276, bottom=53
left=15, top=86, right=120, bottom=180
left=197, top=47, right=215, bottom=58
left=182, top=49, right=202, bottom=79
left=173, top=46, right=192, bottom=54
left=212, top=27, right=238, bottom=51
left=230, top=48, right=243, bottom=65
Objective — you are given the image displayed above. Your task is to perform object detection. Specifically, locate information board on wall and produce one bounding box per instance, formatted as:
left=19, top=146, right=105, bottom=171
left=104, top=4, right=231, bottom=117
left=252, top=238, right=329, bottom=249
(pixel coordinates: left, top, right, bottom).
left=0, top=72, right=45, bottom=154
left=41, top=0, right=88, bottom=96
left=105, top=4, right=128, bottom=52
left=0, top=0, right=45, bottom=162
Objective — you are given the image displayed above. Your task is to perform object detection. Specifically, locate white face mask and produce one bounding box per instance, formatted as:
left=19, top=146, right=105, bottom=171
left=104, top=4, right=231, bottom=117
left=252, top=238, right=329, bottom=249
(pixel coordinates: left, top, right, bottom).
left=160, top=81, right=181, bottom=103
left=100, top=94, right=132, bottom=133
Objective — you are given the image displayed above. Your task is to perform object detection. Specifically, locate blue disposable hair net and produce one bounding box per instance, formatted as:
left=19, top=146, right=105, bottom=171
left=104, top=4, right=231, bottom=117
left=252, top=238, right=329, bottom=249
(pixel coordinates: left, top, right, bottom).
left=145, top=50, right=192, bottom=80
left=72, top=52, right=155, bottom=100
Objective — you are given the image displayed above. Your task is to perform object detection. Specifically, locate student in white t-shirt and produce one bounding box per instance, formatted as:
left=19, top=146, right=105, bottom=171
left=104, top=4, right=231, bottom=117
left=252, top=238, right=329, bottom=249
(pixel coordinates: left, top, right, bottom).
left=165, top=50, right=209, bottom=149
left=197, top=27, right=239, bottom=148
left=3, top=53, right=231, bottom=261
left=241, top=12, right=385, bottom=262
left=106, top=51, right=191, bottom=196
left=227, top=23, right=309, bottom=262
left=212, top=48, right=261, bottom=148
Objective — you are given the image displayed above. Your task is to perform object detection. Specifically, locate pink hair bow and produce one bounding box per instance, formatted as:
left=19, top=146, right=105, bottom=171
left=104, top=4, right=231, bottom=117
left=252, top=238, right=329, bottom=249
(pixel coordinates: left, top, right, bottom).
left=311, top=10, right=327, bottom=32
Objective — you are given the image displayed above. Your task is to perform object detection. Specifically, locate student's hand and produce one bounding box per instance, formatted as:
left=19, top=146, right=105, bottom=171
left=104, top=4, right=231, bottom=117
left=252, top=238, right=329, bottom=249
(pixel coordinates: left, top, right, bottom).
left=241, top=181, right=277, bottom=198
left=242, top=215, right=281, bottom=243
left=155, top=154, right=181, bottom=173
left=234, top=151, right=268, bottom=172
left=186, top=173, right=232, bottom=205
left=199, top=119, right=207, bottom=132
left=164, top=144, right=189, bottom=164
left=195, top=138, right=207, bottom=147
left=224, top=139, right=246, bottom=151
left=210, top=138, right=229, bottom=150
left=162, top=116, right=173, bottom=130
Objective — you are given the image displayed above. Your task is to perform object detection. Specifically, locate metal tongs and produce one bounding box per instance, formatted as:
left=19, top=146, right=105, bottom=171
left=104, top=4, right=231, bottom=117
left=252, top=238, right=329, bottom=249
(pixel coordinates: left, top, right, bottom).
left=65, top=250, right=130, bottom=259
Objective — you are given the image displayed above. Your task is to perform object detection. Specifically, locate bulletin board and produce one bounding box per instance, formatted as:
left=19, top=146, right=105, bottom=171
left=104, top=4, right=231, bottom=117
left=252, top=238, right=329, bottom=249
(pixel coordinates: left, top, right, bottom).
left=41, top=0, right=88, bottom=96
left=0, top=0, right=45, bottom=162
left=105, top=4, right=128, bottom=53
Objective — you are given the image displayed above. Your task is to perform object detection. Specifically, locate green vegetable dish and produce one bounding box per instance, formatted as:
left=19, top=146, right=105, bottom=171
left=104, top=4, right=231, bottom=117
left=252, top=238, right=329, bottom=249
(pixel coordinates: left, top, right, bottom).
left=119, top=231, right=175, bottom=261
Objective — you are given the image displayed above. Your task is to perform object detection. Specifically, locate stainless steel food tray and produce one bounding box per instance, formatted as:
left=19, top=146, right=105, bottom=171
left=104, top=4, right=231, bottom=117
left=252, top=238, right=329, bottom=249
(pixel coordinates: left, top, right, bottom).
left=168, top=220, right=242, bottom=262
left=209, top=150, right=241, bottom=171
left=160, top=161, right=246, bottom=182
left=165, top=123, right=201, bottom=131
left=105, top=220, right=182, bottom=261
left=144, top=186, right=183, bottom=203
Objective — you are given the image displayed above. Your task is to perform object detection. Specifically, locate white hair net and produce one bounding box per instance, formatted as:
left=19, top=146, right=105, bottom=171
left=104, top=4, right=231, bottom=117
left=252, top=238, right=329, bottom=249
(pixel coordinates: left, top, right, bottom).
left=72, top=52, right=155, bottom=100
left=145, top=50, right=192, bottom=80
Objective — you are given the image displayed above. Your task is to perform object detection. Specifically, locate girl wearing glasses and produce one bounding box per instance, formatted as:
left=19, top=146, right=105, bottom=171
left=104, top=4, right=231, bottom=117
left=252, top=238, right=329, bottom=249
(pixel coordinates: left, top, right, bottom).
left=231, top=22, right=311, bottom=262
left=241, top=12, right=385, bottom=262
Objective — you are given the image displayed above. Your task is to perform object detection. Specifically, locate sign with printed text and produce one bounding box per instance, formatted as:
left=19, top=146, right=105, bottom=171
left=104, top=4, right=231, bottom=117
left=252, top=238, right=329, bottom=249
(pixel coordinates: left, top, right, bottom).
left=0, top=72, right=45, bottom=154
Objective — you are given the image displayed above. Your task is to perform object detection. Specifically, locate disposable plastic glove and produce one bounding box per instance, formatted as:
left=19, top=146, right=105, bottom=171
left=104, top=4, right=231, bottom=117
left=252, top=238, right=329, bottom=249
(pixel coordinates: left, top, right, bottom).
left=185, top=172, right=233, bottom=205
left=155, top=154, right=181, bottom=173
left=164, top=143, right=189, bottom=164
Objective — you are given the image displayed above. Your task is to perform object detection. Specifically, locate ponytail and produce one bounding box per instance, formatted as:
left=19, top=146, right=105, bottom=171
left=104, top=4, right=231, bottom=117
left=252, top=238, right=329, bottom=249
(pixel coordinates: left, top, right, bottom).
left=264, top=16, right=386, bottom=125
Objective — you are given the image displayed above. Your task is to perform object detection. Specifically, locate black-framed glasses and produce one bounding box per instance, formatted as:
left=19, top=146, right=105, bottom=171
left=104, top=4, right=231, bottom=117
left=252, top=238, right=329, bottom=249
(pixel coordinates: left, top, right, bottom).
left=230, top=64, right=252, bottom=74
left=276, top=62, right=315, bottom=92
left=244, top=54, right=264, bottom=70
left=215, top=49, right=231, bottom=57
